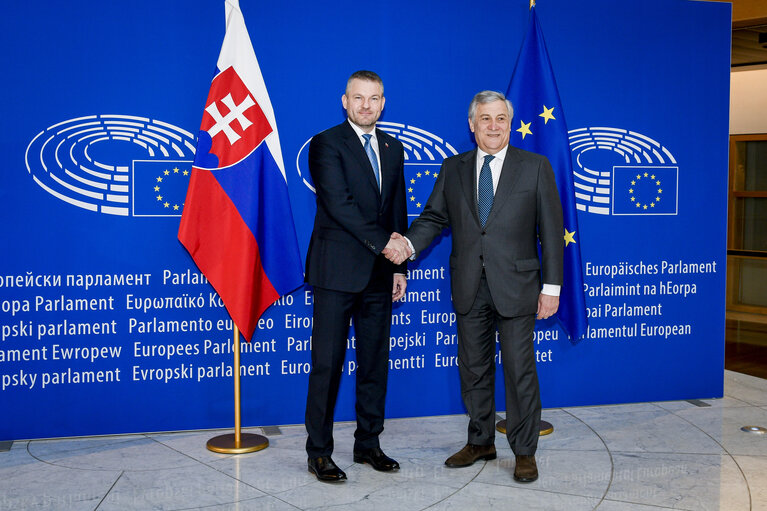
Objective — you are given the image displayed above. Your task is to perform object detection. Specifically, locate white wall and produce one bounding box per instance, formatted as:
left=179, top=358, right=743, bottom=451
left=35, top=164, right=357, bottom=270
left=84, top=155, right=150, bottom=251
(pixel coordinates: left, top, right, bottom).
left=730, top=65, right=767, bottom=134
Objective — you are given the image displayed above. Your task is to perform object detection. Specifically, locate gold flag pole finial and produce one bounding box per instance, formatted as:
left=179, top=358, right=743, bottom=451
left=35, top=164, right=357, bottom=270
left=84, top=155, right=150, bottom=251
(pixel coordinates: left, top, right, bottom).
left=530, top=0, right=535, bottom=9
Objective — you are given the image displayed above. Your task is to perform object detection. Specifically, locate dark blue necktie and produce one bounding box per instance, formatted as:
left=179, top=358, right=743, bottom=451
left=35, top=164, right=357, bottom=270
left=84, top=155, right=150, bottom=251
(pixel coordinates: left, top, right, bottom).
left=478, top=154, right=494, bottom=226
left=362, top=134, right=381, bottom=190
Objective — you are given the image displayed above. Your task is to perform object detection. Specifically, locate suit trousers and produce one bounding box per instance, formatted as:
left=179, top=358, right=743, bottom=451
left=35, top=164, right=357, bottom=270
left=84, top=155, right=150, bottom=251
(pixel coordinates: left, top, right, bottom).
left=456, top=271, right=541, bottom=456
left=305, top=258, right=393, bottom=458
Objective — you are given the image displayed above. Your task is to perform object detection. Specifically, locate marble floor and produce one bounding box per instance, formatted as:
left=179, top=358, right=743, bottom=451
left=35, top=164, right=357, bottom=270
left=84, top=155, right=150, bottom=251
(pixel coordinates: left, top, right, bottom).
left=3, top=370, right=767, bottom=511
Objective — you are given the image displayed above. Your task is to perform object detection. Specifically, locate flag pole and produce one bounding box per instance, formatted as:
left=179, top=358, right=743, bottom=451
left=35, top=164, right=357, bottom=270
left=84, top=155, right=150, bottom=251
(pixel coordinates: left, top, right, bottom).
left=496, top=0, right=562, bottom=440
left=178, top=0, right=303, bottom=455
left=206, top=324, right=269, bottom=453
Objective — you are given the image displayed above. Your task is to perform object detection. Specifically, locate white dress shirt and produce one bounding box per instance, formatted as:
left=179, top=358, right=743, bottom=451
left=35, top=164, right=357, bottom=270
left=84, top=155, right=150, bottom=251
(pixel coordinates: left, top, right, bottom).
left=475, top=146, right=507, bottom=198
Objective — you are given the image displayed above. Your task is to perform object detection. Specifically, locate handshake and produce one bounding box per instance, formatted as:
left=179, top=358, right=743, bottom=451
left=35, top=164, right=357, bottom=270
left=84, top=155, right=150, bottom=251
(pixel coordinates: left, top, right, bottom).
left=382, top=232, right=412, bottom=265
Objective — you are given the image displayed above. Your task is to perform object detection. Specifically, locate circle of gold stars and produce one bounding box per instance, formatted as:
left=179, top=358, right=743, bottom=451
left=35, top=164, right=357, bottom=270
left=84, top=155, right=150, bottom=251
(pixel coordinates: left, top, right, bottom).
left=155, top=166, right=189, bottom=211
left=408, top=168, right=439, bottom=209
left=628, top=172, right=662, bottom=210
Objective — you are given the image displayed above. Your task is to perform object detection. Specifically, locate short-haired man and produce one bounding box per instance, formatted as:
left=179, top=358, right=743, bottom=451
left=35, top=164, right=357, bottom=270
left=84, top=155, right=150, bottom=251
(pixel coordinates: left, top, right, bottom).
left=396, top=90, right=563, bottom=482
left=304, top=70, right=410, bottom=482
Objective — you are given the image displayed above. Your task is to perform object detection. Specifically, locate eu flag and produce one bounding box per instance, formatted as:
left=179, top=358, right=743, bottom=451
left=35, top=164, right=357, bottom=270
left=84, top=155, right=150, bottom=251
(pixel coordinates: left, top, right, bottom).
left=612, top=166, right=679, bottom=215
left=506, top=5, right=588, bottom=341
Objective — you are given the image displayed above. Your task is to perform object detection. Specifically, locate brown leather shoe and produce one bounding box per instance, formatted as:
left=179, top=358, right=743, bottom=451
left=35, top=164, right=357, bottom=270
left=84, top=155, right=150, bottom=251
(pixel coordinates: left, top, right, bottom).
left=444, top=443, right=497, bottom=467
left=514, top=455, right=538, bottom=482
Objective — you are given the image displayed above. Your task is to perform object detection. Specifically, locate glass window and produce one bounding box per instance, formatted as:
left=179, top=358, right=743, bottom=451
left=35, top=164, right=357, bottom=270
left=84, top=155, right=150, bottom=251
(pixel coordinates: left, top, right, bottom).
left=728, top=136, right=767, bottom=313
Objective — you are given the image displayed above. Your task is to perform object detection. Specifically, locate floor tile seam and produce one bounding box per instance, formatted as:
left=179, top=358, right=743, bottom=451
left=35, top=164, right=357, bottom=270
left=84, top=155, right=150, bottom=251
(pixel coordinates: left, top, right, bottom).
left=723, top=392, right=767, bottom=407
left=535, top=447, right=622, bottom=453
left=666, top=407, right=753, bottom=510
left=648, top=402, right=698, bottom=413
left=92, top=470, right=124, bottom=510
left=671, top=398, right=760, bottom=410
left=720, top=395, right=756, bottom=406
left=562, top=411, right=684, bottom=422
left=22, top=433, right=216, bottom=473
left=163, top=494, right=302, bottom=511
left=469, top=478, right=606, bottom=501
left=24, top=436, right=144, bottom=459
left=419, top=460, right=498, bottom=510
left=595, top=496, right=682, bottom=510
left=262, top=466, right=349, bottom=497
left=319, top=477, right=474, bottom=509
left=600, top=492, right=714, bottom=511
left=143, top=434, right=276, bottom=496
left=562, top=406, right=663, bottom=414
left=608, top=450, right=728, bottom=457
left=144, top=433, right=241, bottom=465
left=22, top=440, right=126, bottom=474
left=561, top=409, right=614, bottom=510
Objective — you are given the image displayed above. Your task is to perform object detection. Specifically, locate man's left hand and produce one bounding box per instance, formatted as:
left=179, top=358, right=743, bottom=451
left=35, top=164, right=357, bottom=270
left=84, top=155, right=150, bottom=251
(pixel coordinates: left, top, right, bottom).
left=392, top=274, right=407, bottom=302
left=537, top=293, right=559, bottom=320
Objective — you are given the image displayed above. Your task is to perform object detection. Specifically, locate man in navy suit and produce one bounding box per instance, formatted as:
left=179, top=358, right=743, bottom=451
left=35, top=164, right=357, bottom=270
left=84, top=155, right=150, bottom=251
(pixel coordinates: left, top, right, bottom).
left=398, top=90, right=564, bottom=483
left=304, top=70, right=410, bottom=482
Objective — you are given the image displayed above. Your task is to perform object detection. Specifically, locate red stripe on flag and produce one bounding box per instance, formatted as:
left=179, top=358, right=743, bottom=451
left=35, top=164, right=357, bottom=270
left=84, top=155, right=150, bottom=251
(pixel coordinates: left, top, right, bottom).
left=200, top=67, right=271, bottom=169
left=178, top=169, right=279, bottom=340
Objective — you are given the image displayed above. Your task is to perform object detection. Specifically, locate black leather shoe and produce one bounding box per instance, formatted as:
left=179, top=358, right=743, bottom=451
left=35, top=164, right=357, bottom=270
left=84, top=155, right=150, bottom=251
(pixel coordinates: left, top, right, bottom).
left=444, top=443, right=497, bottom=467
left=308, top=456, right=347, bottom=482
left=353, top=447, right=400, bottom=471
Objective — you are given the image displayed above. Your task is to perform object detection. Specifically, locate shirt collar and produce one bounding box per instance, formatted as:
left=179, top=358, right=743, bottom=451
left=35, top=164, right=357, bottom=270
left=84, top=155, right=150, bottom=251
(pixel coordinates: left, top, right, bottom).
left=348, top=119, right=376, bottom=141
left=477, top=145, right=509, bottom=165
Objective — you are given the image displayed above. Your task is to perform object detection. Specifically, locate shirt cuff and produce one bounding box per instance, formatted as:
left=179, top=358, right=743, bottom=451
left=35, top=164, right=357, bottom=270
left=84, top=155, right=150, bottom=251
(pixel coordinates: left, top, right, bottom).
left=541, top=284, right=560, bottom=296
left=404, top=236, right=416, bottom=261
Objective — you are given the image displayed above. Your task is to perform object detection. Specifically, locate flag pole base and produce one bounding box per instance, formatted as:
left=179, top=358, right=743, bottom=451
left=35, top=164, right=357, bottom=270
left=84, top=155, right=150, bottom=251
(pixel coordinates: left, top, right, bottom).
left=495, top=419, right=554, bottom=436
left=206, top=433, right=269, bottom=454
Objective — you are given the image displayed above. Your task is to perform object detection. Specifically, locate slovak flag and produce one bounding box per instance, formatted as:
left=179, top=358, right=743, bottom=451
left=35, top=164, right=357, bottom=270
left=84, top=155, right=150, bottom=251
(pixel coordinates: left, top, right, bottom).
left=179, top=0, right=303, bottom=341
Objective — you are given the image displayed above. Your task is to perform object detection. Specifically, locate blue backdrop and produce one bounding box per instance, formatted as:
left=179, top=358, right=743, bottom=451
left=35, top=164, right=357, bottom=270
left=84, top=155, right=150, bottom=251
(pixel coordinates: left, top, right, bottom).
left=0, top=0, right=730, bottom=440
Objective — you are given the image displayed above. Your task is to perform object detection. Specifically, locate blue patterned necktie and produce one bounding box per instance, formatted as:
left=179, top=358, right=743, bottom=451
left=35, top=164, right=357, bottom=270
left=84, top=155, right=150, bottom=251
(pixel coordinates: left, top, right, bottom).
left=478, top=154, right=494, bottom=226
left=362, top=134, right=381, bottom=190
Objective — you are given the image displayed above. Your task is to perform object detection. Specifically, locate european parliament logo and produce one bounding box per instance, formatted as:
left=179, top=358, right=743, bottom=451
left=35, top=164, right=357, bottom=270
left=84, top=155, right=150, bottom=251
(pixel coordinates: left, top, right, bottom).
left=132, top=161, right=192, bottom=217
left=25, top=115, right=195, bottom=217
left=295, top=121, right=457, bottom=217
left=568, top=127, right=679, bottom=216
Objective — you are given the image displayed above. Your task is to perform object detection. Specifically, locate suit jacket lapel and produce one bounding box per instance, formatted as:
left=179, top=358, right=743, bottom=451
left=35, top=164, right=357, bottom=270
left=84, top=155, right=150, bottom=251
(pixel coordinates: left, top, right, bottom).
left=375, top=128, right=389, bottom=200
left=485, top=145, right=523, bottom=226
left=457, top=150, right=480, bottom=225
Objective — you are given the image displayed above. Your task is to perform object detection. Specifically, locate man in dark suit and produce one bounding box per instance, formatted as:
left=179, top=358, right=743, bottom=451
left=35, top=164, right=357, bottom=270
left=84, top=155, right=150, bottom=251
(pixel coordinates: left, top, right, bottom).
left=304, top=70, right=410, bottom=482
left=397, top=90, right=563, bottom=483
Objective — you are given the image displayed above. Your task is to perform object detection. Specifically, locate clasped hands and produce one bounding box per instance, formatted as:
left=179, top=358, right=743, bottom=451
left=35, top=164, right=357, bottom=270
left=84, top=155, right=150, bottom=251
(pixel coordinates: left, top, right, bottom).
left=382, top=232, right=411, bottom=265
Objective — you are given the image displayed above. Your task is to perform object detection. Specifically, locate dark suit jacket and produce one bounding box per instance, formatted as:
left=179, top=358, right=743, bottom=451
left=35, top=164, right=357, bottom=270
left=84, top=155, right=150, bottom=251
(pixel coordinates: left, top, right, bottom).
left=305, top=121, right=408, bottom=292
left=406, top=146, right=563, bottom=317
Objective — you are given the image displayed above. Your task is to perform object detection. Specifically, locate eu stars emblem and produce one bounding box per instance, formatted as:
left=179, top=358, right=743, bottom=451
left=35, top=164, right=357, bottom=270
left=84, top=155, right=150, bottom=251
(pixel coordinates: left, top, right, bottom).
left=132, top=160, right=192, bottom=217
left=374, top=121, right=458, bottom=218
left=405, top=164, right=439, bottom=217
left=612, top=166, right=678, bottom=215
